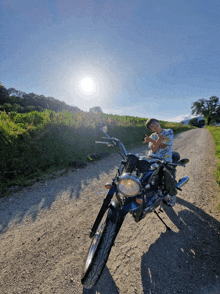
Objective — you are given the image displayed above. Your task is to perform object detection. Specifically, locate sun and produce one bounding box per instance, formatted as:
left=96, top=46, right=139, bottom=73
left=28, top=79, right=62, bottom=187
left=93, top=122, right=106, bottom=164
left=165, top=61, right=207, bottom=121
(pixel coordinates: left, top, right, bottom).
left=80, top=77, right=94, bottom=93
left=78, top=76, right=96, bottom=95
left=69, top=69, right=105, bottom=104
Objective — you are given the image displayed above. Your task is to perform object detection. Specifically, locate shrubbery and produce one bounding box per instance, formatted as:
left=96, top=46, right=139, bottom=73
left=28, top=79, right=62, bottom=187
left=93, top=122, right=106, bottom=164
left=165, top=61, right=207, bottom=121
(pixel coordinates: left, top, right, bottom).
left=0, top=109, right=196, bottom=196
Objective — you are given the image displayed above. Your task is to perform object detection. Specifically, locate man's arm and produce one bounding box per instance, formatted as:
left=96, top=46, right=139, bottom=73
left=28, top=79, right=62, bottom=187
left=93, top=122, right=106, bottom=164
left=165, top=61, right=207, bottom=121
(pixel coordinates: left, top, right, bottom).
left=151, top=137, right=162, bottom=153
left=149, top=136, right=167, bottom=152
left=159, top=142, right=168, bottom=149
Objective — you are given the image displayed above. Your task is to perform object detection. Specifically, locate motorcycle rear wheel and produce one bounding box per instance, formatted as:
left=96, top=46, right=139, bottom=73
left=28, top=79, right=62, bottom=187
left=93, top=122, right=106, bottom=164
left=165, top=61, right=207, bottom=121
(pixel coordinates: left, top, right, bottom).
left=81, top=218, right=117, bottom=289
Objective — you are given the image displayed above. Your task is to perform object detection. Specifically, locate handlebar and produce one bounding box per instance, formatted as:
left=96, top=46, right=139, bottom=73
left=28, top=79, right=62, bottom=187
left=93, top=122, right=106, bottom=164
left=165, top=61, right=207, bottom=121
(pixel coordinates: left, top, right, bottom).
left=97, top=125, right=186, bottom=166
left=95, top=141, right=111, bottom=145
left=96, top=126, right=128, bottom=157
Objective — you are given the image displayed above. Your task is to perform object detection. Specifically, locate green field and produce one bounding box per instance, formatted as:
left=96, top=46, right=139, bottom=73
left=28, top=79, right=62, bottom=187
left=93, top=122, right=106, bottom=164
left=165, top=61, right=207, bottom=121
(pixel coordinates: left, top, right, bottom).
left=1, top=109, right=219, bottom=212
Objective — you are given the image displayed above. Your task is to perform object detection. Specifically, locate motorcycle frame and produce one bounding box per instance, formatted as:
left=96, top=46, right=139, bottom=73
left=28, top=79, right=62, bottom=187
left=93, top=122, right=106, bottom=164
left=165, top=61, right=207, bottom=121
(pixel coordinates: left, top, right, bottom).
left=90, top=124, right=188, bottom=239
left=89, top=165, right=163, bottom=239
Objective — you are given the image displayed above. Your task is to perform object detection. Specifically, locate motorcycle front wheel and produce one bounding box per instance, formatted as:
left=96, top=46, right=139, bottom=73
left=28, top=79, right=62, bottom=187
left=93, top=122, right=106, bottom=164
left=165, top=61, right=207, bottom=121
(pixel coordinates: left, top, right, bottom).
left=81, top=218, right=117, bottom=289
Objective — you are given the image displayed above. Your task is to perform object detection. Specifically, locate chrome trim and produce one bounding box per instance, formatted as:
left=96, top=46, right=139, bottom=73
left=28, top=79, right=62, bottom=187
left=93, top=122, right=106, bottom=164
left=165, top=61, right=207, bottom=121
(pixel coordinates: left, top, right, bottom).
left=84, top=222, right=106, bottom=274
left=150, top=163, right=159, bottom=170
left=177, top=176, right=189, bottom=188
left=119, top=142, right=128, bottom=157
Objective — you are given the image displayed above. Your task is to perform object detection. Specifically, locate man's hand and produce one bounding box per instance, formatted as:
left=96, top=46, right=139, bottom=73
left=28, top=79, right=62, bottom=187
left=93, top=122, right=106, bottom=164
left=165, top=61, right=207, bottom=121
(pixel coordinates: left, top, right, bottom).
left=143, top=134, right=152, bottom=144
left=159, top=142, right=167, bottom=149
left=159, top=134, right=166, bottom=141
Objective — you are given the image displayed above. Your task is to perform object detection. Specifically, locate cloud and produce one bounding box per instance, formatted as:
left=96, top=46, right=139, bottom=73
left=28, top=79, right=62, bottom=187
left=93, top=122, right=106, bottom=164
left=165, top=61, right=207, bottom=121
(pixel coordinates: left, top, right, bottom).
left=167, top=114, right=204, bottom=124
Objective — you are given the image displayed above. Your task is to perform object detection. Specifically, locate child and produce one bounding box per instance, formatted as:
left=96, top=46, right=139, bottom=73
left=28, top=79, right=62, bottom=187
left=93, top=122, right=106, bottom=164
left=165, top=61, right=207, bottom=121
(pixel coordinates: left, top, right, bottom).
left=143, top=118, right=177, bottom=207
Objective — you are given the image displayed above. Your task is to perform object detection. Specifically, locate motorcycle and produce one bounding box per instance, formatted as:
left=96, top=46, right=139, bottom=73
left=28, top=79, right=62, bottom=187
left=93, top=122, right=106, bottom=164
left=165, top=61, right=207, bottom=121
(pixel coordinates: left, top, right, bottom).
left=81, top=123, right=189, bottom=289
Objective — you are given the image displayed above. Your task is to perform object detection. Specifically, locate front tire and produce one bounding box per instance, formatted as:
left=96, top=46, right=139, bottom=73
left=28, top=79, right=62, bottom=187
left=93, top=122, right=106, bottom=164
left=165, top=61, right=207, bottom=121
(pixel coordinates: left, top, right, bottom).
left=81, top=218, right=117, bottom=289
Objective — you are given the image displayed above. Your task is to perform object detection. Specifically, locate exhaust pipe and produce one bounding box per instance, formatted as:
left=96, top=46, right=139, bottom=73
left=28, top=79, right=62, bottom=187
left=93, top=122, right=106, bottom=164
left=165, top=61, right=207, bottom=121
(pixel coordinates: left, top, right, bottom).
left=164, top=176, right=189, bottom=200
left=177, top=176, right=189, bottom=189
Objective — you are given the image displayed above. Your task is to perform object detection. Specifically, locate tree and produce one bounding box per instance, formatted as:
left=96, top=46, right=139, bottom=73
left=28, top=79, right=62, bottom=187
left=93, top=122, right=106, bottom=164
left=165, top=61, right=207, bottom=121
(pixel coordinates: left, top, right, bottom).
left=1, top=85, right=82, bottom=114
left=27, top=105, right=36, bottom=112
left=0, top=84, right=9, bottom=103
left=188, top=117, right=205, bottom=128
left=191, top=96, right=220, bottom=126
left=12, top=103, right=24, bottom=113
left=89, top=106, right=103, bottom=114
left=188, top=117, right=198, bottom=127
left=2, top=103, right=12, bottom=113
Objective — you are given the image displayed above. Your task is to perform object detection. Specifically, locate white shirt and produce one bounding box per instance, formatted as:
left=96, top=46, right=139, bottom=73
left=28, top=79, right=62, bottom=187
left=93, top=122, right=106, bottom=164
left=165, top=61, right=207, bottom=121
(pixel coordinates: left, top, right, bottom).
left=148, top=129, right=174, bottom=162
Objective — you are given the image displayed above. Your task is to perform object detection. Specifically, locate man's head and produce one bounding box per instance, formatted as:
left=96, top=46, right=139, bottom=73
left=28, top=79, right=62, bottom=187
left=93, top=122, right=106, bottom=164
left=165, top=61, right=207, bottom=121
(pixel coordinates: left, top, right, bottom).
left=146, top=118, right=163, bottom=134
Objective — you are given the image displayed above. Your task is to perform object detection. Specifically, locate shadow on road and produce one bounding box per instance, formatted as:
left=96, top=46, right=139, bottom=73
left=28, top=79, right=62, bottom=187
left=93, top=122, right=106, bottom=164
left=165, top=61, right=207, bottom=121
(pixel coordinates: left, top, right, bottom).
left=0, top=144, right=149, bottom=235
left=0, top=130, right=187, bottom=235
left=0, top=153, right=123, bottom=234
left=79, top=195, right=220, bottom=294
left=82, top=266, right=119, bottom=294
left=141, top=197, right=220, bottom=294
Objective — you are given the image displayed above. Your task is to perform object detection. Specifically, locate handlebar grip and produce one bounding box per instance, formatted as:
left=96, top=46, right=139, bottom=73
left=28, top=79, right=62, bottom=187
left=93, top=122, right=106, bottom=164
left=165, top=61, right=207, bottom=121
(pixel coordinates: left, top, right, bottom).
left=95, top=141, right=109, bottom=144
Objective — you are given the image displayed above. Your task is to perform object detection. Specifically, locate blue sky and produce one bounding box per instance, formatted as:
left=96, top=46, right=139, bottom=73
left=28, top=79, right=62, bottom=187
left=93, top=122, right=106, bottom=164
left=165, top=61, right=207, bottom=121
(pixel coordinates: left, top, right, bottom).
left=1, top=0, right=220, bottom=122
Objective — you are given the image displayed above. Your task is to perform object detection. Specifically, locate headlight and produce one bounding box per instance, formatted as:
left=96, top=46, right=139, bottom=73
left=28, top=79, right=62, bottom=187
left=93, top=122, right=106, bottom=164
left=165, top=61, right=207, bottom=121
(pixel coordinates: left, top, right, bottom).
left=150, top=163, right=159, bottom=170
left=117, top=173, right=141, bottom=197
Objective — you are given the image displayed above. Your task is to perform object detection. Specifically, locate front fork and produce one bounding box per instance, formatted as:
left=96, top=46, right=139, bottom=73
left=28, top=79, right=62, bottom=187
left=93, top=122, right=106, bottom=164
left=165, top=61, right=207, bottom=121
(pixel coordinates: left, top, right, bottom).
left=89, top=182, right=118, bottom=238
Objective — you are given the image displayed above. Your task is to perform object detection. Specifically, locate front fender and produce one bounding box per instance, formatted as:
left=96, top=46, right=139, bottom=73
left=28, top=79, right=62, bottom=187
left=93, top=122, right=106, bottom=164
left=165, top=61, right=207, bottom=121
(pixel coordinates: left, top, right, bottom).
left=107, top=200, right=127, bottom=242
left=107, top=200, right=121, bottom=223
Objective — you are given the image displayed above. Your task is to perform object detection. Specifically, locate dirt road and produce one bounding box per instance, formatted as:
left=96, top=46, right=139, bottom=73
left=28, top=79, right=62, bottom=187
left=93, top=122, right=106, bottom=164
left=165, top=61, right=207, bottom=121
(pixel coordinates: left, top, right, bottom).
left=0, top=128, right=220, bottom=294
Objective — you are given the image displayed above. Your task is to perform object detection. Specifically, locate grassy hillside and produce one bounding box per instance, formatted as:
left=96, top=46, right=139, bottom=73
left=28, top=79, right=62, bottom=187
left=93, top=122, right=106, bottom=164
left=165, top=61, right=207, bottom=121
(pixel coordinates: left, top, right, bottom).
left=0, top=110, right=196, bottom=197
left=205, top=126, right=220, bottom=211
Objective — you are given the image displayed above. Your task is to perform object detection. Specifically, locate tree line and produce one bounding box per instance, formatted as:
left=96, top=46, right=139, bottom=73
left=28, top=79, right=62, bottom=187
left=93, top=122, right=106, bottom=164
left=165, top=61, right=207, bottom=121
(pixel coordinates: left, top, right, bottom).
left=1, top=83, right=220, bottom=127
left=0, top=84, right=81, bottom=114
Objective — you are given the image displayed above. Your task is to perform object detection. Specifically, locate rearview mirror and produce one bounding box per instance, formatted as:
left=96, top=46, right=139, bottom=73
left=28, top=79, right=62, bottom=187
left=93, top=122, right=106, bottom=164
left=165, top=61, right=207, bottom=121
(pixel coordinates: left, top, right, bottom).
left=178, top=158, right=189, bottom=164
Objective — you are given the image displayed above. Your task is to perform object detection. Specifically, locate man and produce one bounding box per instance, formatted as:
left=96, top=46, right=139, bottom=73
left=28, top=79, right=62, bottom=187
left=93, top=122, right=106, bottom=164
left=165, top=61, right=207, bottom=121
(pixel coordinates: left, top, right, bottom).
left=143, top=118, right=177, bottom=207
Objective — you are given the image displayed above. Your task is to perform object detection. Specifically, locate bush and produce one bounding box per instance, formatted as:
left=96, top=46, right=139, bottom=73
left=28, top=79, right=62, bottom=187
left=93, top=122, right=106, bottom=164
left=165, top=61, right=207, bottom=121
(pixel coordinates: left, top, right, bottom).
left=0, top=110, right=196, bottom=196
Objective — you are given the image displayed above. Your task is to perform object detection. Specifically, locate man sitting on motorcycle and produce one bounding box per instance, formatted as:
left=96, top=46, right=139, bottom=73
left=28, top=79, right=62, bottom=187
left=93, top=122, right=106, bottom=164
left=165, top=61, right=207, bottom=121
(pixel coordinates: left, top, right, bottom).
left=143, top=118, right=177, bottom=207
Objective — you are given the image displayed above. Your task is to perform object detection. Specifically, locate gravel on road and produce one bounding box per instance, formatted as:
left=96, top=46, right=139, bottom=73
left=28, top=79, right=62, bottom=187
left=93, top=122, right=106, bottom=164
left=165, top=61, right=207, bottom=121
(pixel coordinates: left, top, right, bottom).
left=0, top=128, right=220, bottom=294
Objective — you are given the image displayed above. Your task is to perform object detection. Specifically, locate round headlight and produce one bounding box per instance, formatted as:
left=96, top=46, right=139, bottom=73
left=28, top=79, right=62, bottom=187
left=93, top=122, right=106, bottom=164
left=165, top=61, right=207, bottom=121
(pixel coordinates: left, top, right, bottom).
left=118, top=173, right=141, bottom=197
left=150, top=163, right=159, bottom=170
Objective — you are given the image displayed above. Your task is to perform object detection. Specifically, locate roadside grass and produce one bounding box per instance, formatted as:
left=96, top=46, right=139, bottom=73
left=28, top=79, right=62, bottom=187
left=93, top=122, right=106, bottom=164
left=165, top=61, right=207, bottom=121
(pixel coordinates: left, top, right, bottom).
left=0, top=110, right=196, bottom=197
left=206, top=126, right=220, bottom=212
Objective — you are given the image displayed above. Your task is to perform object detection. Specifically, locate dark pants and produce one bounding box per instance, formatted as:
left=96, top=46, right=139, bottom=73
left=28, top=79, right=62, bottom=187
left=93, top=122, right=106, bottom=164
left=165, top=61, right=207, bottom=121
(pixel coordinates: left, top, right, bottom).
left=163, top=166, right=177, bottom=196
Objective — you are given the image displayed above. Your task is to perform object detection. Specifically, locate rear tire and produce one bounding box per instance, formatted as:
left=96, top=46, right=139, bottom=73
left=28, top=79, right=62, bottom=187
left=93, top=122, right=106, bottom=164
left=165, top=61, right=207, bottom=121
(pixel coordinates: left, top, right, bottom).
left=81, top=218, right=117, bottom=289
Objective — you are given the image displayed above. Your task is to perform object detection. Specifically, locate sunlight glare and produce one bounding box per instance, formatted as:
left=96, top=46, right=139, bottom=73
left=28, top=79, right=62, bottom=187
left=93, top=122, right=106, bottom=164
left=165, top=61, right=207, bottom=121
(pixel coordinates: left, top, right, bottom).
left=80, top=77, right=94, bottom=93
left=78, top=76, right=96, bottom=96
left=68, top=66, right=111, bottom=107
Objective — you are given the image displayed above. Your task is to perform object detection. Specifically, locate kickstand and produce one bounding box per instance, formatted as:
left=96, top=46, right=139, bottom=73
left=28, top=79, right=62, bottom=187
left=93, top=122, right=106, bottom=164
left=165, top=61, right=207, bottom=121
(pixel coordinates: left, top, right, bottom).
left=154, top=210, right=171, bottom=231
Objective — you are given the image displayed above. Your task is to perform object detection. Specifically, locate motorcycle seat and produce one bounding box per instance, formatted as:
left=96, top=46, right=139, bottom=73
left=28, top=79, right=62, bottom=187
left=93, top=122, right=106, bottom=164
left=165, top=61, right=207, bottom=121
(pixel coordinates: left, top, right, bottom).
left=140, top=152, right=180, bottom=164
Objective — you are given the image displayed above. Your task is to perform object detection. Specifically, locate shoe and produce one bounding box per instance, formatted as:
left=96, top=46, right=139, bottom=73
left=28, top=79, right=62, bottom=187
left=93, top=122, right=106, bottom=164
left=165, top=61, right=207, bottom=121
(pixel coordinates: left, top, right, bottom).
left=167, top=195, right=176, bottom=207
